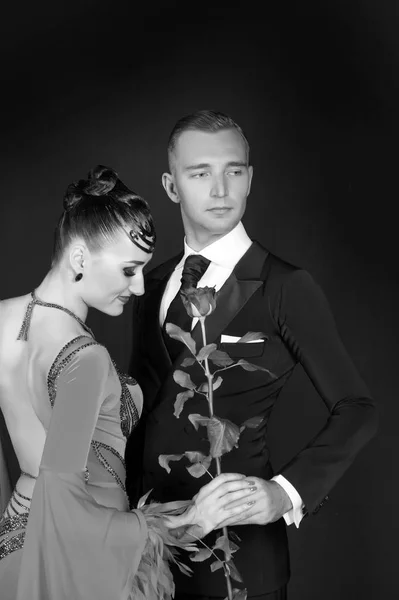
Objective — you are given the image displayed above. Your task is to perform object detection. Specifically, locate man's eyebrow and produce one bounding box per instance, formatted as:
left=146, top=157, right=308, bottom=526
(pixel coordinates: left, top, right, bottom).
left=184, top=163, right=211, bottom=171
left=226, top=161, right=247, bottom=168
left=184, top=160, right=247, bottom=171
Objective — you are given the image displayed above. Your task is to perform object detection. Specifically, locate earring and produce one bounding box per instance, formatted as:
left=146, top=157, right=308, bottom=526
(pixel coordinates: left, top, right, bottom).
left=75, top=273, right=83, bottom=282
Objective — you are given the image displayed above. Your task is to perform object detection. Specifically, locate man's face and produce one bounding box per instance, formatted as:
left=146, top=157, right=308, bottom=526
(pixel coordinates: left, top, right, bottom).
left=169, top=128, right=253, bottom=241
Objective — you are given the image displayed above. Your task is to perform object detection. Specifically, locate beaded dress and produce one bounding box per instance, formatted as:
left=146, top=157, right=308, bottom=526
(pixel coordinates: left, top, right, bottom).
left=0, top=293, right=183, bottom=600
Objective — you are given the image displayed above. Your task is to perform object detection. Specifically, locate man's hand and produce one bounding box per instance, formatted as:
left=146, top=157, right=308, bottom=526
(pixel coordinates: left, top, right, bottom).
left=217, top=477, right=293, bottom=528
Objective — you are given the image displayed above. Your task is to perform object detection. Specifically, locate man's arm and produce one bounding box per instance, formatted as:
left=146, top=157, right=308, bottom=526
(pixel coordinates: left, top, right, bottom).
left=274, top=269, right=378, bottom=513
left=222, top=268, right=378, bottom=528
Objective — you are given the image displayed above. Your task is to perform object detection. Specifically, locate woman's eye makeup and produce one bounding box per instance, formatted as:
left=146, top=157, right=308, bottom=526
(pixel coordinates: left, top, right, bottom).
left=123, top=268, right=136, bottom=277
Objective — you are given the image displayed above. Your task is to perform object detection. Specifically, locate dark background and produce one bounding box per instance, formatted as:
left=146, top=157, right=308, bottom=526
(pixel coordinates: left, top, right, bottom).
left=0, top=1, right=397, bottom=598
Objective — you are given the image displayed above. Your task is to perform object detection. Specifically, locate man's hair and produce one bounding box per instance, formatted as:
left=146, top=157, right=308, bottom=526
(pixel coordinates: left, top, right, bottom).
left=167, top=109, right=250, bottom=170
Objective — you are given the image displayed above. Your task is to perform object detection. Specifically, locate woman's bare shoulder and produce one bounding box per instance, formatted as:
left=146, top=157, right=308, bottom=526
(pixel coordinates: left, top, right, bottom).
left=0, top=294, right=31, bottom=349
left=0, top=293, right=31, bottom=305
left=0, top=293, right=31, bottom=320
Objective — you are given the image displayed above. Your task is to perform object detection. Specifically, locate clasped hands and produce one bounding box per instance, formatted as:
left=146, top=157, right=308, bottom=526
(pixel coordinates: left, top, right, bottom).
left=167, top=473, right=293, bottom=538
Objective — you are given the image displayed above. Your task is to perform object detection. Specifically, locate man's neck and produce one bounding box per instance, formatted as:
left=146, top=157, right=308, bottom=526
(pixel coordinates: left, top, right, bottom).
left=185, top=229, right=233, bottom=252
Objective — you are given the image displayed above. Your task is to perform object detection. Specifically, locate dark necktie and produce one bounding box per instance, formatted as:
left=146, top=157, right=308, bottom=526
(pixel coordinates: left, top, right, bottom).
left=163, top=254, right=211, bottom=362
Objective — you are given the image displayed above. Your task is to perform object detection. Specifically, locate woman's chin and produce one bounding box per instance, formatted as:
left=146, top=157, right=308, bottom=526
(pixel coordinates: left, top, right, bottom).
left=97, top=302, right=125, bottom=317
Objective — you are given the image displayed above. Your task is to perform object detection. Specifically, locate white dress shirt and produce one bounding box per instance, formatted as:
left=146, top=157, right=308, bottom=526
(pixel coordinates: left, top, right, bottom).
left=160, top=221, right=304, bottom=527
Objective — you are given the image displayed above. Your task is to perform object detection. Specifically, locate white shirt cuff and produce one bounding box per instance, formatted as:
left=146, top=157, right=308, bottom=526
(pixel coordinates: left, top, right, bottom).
left=271, top=474, right=305, bottom=528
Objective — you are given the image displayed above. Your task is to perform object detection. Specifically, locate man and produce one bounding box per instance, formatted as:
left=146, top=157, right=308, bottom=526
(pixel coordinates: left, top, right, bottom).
left=127, top=110, right=378, bottom=599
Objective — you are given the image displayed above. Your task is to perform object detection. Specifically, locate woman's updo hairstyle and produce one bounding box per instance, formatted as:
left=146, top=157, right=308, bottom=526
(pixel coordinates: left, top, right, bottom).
left=52, top=165, right=155, bottom=265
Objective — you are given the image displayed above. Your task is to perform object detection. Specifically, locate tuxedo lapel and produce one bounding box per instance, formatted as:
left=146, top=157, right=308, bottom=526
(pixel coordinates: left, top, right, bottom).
left=152, top=242, right=270, bottom=414
left=189, top=274, right=262, bottom=348
left=143, top=253, right=183, bottom=385
left=188, top=241, right=269, bottom=351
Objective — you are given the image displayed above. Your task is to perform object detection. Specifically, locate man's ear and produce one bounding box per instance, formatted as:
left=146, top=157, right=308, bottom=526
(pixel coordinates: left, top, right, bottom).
left=162, top=172, right=180, bottom=204
left=247, top=165, right=254, bottom=196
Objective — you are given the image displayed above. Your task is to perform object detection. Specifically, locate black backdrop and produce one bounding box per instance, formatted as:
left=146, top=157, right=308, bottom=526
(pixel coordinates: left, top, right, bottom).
left=0, top=1, right=397, bottom=598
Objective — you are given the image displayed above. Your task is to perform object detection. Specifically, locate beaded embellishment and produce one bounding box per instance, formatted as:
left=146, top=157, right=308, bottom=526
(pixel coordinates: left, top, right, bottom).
left=0, top=513, right=29, bottom=538
left=90, top=441, right=126, bottom=492
left=17, top=291, right=94, bottom=342
left=0, top=531, right=26, bottom=561
left=3, top=485, right=32, bottom=519
left=112, top=360, right=140, bottom=439
left=47, top=336, right=100, bottom=407
left=10, top=490, right=29, bottom=512
left=0, top=496, right=30, bottom=561
left=17, top=296, right=35, bottom=341
left=20, top=471, right=37, bottom=480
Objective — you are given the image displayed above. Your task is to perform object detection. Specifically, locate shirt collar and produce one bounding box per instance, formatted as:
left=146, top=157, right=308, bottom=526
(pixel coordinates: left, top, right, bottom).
left=177, top=222, right=252, bottom=270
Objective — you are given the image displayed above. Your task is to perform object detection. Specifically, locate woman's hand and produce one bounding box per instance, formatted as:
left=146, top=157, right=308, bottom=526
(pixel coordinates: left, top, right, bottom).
left=166, top=473, right=257, bottom=538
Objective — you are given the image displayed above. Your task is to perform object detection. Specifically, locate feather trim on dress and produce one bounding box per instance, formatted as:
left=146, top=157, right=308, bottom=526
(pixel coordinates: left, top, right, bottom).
left=129, top=495, right=198, bottom=600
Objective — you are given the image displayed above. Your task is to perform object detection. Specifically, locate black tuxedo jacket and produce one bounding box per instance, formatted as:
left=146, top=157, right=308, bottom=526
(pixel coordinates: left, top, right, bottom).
left=126, top=241, right=377, bottom=596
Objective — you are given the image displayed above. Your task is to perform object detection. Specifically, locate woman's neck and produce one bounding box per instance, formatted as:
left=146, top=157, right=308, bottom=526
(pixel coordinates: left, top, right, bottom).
left=34, top=268, right=88, bottom=322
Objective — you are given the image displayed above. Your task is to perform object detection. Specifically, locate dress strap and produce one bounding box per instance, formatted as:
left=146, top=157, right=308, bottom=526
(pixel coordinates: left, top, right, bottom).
left=16, top=291, right=94, bottom=342
left=16, top=295, right=36, bottom=341
left=20, top=471, right=37, bottom=480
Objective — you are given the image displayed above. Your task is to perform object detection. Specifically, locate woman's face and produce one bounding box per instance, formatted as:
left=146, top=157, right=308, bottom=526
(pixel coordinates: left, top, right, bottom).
left=80, top=228, right=153, bottom=316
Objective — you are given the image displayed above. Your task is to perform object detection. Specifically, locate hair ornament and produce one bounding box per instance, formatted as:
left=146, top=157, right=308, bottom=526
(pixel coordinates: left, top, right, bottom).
left=129, top=220, right=156, bottom=253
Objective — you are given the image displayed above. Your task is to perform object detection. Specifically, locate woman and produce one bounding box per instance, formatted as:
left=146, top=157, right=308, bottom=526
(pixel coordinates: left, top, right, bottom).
left=0, top=165, right=257, bottom=599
